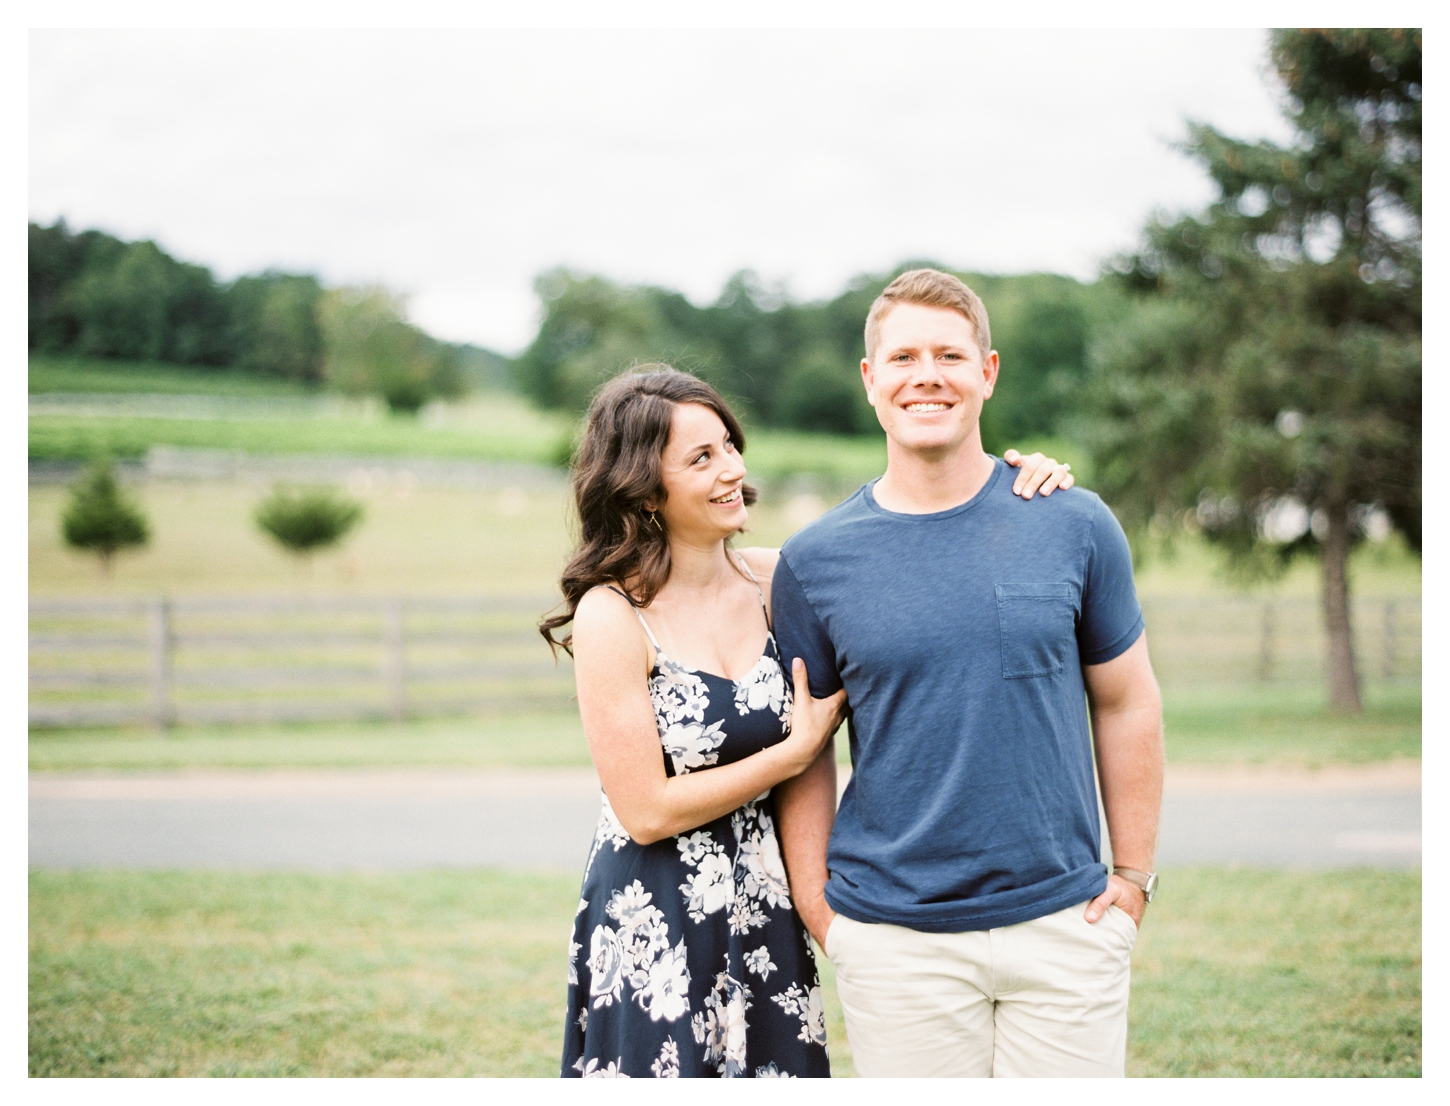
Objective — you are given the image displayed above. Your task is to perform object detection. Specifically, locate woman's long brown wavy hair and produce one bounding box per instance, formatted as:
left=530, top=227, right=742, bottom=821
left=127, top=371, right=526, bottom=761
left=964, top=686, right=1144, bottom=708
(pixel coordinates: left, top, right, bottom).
left=540, top=365, right=757, bottom=656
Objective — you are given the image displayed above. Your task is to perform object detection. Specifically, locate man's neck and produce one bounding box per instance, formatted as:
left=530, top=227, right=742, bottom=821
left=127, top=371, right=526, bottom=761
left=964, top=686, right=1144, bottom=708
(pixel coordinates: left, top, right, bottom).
left=872, top=440, right=997, bottom=515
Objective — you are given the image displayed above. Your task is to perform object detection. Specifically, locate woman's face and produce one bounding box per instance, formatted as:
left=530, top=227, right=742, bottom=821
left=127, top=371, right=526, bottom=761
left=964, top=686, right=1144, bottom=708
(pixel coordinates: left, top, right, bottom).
left=650, top=402, right=748, bottom=542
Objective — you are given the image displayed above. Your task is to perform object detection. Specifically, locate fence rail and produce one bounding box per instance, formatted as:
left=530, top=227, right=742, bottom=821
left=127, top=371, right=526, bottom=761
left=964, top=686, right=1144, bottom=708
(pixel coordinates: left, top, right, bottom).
left=28, top=592, right=1419, bottom=729
left=28, top=595, right=575, bottom=728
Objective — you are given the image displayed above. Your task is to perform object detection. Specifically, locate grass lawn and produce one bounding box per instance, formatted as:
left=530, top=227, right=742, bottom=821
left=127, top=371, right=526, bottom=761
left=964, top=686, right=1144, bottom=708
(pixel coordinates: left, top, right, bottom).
left=1161, top=684, right=1421, bottom=765
left=30, top=355, right=325, bottom=398
left=28, top=712, right=592, bottom=772
left=1126, top=868, right=1421, bottom=1077
left=29, top=683, right=1420, bottom=772
left=28, top=867, right=1419, bottom=1078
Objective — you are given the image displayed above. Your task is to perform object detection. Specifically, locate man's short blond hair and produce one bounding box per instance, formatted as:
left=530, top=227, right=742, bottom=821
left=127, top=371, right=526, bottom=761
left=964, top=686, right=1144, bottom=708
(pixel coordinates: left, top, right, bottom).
left=864, top=269, right=992, bottom=361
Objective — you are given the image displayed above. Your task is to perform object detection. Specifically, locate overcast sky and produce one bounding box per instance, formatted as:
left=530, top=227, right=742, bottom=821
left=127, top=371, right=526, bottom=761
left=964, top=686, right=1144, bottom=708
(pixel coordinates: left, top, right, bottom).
left=30, top=28, right=1294, bottom=354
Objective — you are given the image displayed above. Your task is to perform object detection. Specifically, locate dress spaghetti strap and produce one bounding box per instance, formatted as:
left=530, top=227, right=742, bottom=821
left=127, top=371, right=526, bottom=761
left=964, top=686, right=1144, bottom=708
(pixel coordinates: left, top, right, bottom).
left=604, top=584, right=662, bottom=652
left=733, top=554, right=772, bottom=630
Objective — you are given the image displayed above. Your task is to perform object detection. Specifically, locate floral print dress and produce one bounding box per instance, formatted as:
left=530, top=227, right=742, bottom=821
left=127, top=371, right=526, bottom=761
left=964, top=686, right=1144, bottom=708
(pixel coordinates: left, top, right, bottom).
left=561, top=575, right=831, bottom=1079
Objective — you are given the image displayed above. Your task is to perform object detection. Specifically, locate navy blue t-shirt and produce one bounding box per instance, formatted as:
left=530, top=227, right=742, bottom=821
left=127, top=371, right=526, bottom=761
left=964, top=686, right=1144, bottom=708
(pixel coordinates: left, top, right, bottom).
left=772, top=458, right=1145, bottom=933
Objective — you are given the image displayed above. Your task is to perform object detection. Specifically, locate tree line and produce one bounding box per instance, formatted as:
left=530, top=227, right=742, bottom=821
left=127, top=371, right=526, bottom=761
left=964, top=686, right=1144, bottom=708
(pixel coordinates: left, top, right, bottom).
left=515, top=265, right=1115, bottom=453
left=28, top=221, right=467, bottom=411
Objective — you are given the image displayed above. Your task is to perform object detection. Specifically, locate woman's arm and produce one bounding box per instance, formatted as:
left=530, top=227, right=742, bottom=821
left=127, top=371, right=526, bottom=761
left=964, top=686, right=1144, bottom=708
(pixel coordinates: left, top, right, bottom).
left=572, top=587, right=847, bottom=846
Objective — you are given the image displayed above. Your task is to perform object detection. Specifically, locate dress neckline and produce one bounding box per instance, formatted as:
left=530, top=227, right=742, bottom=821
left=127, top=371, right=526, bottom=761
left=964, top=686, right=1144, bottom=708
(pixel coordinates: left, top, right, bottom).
left=651, top=636, right=778, bottom=687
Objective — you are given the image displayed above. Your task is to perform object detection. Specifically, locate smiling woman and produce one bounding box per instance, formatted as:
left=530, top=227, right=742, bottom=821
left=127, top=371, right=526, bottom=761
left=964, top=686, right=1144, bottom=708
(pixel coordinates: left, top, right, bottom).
left=543, top=366, right=846, bottom=1078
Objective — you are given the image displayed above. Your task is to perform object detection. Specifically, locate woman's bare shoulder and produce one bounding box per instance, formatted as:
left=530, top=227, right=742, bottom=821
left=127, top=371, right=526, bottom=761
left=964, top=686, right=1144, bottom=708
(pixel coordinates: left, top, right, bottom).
left=573, top=584, right=641, bottom=637
left=735, top=546, right=781, bottom=579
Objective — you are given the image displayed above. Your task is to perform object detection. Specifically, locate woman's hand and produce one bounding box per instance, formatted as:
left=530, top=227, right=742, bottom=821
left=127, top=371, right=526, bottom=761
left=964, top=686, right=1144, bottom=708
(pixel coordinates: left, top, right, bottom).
left=1004, top=449, right=1075, bottom=500
left=779, top=658, right=848, bottom=776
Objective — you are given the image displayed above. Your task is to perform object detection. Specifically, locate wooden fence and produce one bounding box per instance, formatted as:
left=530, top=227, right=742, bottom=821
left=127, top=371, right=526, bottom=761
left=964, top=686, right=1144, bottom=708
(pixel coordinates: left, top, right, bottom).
left=28, top=593, right=1418, bottom=729
left=1138, top=594, right=1419, bottom=688
left=28, top=595, right=574, bottom=729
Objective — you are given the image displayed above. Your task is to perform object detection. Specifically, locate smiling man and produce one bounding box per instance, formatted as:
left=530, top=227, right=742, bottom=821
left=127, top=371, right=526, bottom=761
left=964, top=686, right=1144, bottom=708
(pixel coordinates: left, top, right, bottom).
left=770, top=269, right=1163, bottom=1078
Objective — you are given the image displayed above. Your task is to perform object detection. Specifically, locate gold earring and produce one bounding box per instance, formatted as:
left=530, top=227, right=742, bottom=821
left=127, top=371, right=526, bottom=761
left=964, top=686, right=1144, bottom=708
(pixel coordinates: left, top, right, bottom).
left=649, top=512, right=663, bottom=531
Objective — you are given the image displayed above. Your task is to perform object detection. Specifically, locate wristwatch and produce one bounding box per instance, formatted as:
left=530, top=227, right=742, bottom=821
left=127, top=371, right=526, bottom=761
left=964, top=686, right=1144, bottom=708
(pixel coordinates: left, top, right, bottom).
left=1113, top=866, right=1158, bottom=903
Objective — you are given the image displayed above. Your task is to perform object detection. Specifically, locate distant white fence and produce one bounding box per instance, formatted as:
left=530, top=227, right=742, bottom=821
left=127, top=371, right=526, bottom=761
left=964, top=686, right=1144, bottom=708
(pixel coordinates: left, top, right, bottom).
left=27, top=593, right=1418, bottom=729
left=29, top=445, right=567, bottom=491
left=28, top=595, right=574, bottom=729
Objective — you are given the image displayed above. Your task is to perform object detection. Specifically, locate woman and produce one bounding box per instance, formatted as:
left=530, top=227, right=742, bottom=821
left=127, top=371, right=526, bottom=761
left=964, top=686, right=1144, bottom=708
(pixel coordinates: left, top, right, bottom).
left=544, top=366, right=1072, bottom=1079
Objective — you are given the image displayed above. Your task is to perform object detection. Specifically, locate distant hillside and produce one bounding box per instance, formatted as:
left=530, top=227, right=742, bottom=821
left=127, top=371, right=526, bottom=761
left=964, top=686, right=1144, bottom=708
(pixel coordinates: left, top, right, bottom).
left=29, top=220, right=511, bottom=412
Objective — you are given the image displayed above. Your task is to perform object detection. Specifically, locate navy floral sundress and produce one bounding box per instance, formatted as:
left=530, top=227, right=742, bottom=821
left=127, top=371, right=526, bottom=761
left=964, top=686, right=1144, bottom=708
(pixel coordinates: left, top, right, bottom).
left=561, top=571, right=831, bottom=1079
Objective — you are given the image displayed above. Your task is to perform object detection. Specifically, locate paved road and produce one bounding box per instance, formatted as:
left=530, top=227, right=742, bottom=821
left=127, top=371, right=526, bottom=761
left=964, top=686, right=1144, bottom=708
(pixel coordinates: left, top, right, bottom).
left=30, top=763, right=1420, bottom=872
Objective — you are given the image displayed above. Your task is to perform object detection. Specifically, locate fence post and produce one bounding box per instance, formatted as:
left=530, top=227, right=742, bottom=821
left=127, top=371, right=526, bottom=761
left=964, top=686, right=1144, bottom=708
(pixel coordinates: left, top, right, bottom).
left=384, top=598, right=406, bottom=722
left=1257, top=599, right=1274, bottom=682
left=148, top=599, right=174, bottom=728
left=1383, top=599, right=1396, bottom=681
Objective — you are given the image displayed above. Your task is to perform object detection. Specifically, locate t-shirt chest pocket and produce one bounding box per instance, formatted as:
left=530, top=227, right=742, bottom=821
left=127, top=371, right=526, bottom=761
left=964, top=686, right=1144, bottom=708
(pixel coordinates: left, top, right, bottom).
left=995, top=583, right=1077, bottom=679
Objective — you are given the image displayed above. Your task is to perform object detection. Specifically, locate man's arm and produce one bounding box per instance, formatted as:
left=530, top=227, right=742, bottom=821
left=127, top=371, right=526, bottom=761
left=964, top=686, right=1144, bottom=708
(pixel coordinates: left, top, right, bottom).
left=770, top=551, right=845, bottom=951
left=774, top=738, right=837, bottom=949
left=1082, top=632, right=1163, bottom=927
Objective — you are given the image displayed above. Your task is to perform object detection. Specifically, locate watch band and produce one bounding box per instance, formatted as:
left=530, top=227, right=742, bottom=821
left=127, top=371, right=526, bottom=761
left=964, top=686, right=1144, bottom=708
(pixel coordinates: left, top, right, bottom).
left=1113, top=866, right=1157, bottom=903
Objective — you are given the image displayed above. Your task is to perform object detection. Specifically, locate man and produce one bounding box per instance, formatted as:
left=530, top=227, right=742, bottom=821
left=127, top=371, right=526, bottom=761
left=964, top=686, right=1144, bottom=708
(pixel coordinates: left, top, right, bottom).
left=770, top=269, right=1163, bottom=1078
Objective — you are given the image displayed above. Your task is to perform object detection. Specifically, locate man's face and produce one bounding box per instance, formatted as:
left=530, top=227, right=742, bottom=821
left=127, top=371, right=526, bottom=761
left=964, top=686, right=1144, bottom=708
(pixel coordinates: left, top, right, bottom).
left=861, top=302, right=999, bottom=459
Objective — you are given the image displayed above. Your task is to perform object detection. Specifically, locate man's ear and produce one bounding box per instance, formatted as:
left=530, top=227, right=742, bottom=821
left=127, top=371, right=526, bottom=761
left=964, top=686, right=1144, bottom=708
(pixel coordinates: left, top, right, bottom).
left=860, top=357, right=876, bottom=406
left=982, top=349, right=1000, bottom=400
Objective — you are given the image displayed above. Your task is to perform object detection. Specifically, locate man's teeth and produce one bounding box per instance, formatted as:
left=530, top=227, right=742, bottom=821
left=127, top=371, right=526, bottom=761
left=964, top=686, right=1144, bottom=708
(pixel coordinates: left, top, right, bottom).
left=905, top=403, right=950, bottom=412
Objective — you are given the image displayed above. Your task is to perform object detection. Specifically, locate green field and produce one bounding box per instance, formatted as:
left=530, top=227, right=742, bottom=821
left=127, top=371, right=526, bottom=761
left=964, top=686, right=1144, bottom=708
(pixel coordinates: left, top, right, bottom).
left=1159, top=685, right=1421, bottom=765
left=29, top=355, right=891, bottom=485
left=26, top=681, right=1422, bottom=772
left=30, top=354, right=326, bottom=397
left=28, top=867, right=1419, bottom=1078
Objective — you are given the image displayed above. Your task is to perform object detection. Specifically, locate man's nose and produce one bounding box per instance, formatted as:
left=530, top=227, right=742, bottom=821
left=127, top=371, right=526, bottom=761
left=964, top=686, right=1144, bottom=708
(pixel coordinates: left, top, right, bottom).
left=910, top=355, right=946, bottom=386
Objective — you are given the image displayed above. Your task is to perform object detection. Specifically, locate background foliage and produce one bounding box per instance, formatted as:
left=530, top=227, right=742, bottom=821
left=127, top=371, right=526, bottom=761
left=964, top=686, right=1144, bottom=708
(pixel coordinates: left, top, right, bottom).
left=30, top=221, right=474, bottom=410
left=514, top=265, right=1117, bottom=450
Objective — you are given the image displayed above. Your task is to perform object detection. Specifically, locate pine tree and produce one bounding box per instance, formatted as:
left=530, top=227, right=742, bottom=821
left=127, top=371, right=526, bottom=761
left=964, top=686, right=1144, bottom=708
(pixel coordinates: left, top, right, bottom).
left=1089, top=30, right=1420, bottom=712
left=61, top=460, right=150, bottom=577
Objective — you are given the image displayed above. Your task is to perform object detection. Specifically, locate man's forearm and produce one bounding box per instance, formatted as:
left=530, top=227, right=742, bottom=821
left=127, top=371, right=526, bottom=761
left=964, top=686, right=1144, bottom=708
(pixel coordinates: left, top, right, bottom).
left=773, top=738, right=837, bottom=948
left=1093, top=699, right=1164, bottom=872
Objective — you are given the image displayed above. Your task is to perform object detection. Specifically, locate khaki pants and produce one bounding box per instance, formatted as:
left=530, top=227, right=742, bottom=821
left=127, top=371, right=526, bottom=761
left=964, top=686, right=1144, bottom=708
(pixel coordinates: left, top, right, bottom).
left=824, top=901, right=1137, bottom=1077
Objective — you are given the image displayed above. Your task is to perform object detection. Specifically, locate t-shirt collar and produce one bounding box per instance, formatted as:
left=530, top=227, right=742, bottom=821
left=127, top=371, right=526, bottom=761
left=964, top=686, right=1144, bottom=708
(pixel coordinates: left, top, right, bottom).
left=863, top=456, right=1007, bottom=521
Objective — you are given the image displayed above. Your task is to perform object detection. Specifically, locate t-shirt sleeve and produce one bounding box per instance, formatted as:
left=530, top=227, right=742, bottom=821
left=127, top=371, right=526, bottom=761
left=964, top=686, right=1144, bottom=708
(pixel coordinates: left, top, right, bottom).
left=771, top=552, right=844, bottom=699
left=1077, top=498, right=1146, bottom=665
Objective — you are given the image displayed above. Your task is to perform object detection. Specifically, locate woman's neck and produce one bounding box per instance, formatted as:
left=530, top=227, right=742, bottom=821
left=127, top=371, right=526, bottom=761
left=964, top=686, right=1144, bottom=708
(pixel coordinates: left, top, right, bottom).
left=661, top=534, right=736, bottom=597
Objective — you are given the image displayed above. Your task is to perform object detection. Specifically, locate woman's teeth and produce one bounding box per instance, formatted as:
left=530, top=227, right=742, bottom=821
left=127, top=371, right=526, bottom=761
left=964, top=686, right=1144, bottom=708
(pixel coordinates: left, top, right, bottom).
left=710, top=489, right=741, bottom=504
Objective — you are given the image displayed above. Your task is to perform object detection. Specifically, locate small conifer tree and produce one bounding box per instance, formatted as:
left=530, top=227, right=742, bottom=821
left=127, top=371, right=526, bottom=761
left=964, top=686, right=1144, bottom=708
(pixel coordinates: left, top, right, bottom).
left=61, top=460, right=150, bottom=577
left=254, top=485, right=364, bottom=567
